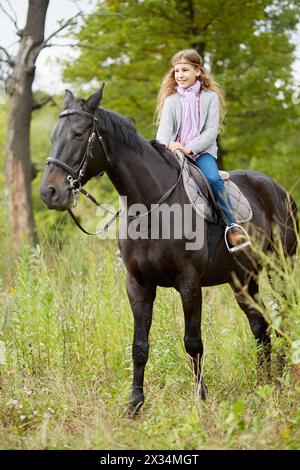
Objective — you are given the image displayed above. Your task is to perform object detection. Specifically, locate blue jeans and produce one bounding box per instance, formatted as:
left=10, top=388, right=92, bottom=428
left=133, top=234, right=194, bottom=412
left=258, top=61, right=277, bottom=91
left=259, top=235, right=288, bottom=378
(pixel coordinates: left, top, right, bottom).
left=195, top=153, right=235, bottom=225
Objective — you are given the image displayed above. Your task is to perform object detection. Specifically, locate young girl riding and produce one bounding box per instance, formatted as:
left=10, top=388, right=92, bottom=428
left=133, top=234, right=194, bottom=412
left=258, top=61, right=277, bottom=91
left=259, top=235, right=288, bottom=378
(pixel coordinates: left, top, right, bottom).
left=156, top=49, right=250, bottom=252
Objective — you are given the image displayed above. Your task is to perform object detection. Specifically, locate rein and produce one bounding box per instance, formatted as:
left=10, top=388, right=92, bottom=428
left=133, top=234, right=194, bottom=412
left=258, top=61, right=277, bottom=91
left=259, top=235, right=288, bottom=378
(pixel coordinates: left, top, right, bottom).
left=46, top=108, right=184, bottom=236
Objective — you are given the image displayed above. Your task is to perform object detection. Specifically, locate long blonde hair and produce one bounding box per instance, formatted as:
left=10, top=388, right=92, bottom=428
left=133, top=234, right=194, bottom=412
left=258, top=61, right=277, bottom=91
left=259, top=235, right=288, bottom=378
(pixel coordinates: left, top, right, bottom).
left=155, top=49, right=226, bottom=132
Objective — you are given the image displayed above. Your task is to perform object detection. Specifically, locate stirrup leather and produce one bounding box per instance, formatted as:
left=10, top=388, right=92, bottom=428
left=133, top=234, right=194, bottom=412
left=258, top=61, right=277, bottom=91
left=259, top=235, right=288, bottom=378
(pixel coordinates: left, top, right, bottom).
left=225, top=223, right=251, bottom=254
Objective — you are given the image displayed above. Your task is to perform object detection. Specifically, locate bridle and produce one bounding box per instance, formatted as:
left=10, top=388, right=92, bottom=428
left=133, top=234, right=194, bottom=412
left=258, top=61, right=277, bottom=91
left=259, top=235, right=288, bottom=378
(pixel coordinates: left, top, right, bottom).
left=46, top=108, right=184, bottom=236
left=46, top=108, right=120, bottom=235
left=47, top=109, right=110, bottom=190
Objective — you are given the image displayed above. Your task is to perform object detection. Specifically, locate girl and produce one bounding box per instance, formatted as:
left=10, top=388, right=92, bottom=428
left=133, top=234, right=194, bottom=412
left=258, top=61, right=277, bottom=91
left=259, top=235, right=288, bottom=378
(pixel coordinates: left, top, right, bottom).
left=156, top=49, right=250, bottom=252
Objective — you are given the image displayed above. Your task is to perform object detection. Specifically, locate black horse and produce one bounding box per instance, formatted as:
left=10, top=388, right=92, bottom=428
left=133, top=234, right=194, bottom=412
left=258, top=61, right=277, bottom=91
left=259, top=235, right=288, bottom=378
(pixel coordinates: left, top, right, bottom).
left=40, top=87, right=298, bottom=414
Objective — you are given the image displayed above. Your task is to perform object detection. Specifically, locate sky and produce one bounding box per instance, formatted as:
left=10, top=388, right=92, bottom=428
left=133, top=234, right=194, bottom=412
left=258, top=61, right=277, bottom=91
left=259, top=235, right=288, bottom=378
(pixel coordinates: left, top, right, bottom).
left=0, top=0, right=300, bottom=95
left=0, top=0, right=96, bottom=93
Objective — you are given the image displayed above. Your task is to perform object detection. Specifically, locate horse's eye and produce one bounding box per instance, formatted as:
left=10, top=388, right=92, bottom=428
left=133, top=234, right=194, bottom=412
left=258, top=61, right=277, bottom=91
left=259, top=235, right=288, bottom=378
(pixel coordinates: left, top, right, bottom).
left=71, top=130, right=84, bottom=139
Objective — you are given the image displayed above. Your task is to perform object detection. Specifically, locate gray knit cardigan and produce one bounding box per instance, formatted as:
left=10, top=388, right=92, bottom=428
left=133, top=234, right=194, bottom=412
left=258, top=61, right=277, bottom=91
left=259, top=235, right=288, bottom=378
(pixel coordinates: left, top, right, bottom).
left=156, top=89, right=219, bottom=159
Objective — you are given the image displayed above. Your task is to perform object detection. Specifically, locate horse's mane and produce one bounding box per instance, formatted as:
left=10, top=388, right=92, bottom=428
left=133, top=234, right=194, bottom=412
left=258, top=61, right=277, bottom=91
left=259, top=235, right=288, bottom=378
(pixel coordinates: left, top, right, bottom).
left=93, top=105, right=179, bottom=170
left=96, top=107, right=143, bottom=153
left=148, top=140, right=180, bottom=170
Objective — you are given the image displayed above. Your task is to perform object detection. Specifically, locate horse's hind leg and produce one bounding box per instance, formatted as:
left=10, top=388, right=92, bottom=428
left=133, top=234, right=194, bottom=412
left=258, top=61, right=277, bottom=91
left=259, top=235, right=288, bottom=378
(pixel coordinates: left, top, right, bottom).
left=230, top=277, right=271, bottom=381
left=179, top=282, right=207, bottom=400
left=126, top=273, right=156, bottom=416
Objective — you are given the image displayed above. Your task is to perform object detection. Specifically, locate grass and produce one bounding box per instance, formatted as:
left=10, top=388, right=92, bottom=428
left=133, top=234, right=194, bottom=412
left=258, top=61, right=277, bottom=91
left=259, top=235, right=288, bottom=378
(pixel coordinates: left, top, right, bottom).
left=0, top=231, right=299, bottom=450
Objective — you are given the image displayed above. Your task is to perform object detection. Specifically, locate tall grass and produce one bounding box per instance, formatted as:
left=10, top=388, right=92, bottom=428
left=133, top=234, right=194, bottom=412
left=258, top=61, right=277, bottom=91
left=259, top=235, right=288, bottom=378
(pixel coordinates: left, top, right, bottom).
left=0, top=231, right=299, bottom=450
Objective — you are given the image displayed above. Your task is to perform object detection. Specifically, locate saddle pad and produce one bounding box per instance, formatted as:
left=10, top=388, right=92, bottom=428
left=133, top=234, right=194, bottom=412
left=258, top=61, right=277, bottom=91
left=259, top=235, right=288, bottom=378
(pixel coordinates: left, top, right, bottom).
left=175, top=152, right=253, bottom=224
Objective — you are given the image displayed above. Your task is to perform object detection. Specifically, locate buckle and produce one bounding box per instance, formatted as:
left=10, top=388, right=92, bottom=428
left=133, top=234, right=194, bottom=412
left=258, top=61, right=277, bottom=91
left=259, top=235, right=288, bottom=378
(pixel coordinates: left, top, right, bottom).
left=67, top=175, right=81, bottom=190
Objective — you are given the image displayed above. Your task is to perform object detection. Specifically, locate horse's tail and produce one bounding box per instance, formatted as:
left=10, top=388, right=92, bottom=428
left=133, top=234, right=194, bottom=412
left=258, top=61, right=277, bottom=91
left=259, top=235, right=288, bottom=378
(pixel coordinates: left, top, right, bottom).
left=270, top=184, right=298, bottom=259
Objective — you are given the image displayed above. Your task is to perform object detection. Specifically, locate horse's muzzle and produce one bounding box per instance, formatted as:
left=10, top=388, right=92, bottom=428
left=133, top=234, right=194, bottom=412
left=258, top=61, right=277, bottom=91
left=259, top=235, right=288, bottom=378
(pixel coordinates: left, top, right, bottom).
left=39, top=182, right=71, bottom=211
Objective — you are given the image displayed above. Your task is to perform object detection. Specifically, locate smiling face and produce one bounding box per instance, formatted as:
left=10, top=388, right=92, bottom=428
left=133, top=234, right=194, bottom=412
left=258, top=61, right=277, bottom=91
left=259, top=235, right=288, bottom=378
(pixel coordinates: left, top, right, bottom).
left=173, top=60, right=201, bottom=88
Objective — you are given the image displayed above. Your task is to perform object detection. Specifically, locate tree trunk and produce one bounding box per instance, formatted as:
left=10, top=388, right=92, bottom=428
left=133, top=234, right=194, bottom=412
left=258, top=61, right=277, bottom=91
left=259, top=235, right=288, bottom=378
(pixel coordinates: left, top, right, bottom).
left=5, top=0, right=49, bottom=248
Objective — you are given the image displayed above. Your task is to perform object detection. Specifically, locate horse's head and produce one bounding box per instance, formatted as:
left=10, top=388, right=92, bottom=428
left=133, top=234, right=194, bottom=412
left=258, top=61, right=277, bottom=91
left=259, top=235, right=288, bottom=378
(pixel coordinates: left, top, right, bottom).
left=40, top=85, right=107, bottom=210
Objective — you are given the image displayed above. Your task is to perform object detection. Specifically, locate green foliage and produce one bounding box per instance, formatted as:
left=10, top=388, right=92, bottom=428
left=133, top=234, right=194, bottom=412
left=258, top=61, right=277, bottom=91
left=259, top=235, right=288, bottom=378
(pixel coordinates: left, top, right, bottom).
left=62, top=0, right=300, bottom=164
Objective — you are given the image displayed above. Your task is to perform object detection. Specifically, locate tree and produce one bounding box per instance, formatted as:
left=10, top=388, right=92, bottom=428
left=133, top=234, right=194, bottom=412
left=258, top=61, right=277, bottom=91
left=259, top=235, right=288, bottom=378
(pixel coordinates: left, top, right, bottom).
left=62, top=0, right=300, bottom=170
left=0, top=0, right=80, bottom=248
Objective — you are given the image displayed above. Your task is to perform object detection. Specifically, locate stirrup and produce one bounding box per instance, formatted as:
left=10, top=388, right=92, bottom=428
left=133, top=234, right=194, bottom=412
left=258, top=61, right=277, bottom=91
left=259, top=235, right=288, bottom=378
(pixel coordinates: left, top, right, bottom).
left=225, top=223, right=251, bottom=254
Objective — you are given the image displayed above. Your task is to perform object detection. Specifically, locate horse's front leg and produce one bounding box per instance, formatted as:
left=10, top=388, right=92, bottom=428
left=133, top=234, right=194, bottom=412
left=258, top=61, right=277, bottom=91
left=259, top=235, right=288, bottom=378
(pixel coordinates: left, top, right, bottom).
left=126, top=273, right=156, bottom=416
left=179, top=280, right=207, bottom=400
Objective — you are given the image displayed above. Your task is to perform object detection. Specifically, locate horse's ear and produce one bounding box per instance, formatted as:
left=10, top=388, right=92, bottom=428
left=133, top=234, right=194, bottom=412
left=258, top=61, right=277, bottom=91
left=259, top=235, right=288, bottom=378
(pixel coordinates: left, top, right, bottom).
left=63, top=89, right=74, bottom=108
left=86, top=83, right=105, bottom=111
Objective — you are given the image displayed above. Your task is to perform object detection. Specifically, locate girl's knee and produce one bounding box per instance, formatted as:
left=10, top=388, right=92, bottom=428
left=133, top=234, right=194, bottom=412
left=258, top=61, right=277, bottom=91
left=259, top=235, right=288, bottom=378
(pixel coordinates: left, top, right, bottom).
left=206, top=174, right=222, bottom=188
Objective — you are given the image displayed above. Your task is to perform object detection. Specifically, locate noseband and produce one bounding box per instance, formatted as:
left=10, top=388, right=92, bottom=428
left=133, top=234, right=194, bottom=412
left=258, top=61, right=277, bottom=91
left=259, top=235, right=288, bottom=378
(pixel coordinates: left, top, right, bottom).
left=46, top=109, right=110, bottom=191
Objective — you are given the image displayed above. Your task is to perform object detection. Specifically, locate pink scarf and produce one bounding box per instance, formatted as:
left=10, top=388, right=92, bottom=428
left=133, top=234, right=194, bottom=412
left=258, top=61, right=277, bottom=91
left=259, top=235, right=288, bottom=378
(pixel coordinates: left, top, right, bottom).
left=176, top=80, right=201, bottom=147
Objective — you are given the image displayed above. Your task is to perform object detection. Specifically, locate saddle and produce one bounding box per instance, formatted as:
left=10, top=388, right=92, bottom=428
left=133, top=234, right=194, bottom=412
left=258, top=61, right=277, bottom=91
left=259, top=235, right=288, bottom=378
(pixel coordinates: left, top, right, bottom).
left=150, top=141, right=252, bottom=225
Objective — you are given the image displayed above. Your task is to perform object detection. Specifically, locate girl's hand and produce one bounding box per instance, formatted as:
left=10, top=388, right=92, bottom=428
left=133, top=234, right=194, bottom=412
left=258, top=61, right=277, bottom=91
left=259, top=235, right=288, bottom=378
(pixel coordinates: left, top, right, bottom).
left=169, top=141, right=192, bottom=155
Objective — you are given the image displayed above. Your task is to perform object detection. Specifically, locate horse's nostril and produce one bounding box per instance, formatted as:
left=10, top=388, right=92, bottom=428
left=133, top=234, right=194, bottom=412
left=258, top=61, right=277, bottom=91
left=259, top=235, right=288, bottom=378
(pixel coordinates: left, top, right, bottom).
left=44, top=185, right=58, bottom=203
left=48, top=185, right=57, bottom=198
left=40, top=184, right=58, bottom=205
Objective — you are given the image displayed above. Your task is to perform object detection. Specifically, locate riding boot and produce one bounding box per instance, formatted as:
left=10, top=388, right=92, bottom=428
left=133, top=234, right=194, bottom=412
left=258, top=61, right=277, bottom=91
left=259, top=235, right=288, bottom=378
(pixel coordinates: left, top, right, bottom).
left=225, top=223, right=251, bottom=253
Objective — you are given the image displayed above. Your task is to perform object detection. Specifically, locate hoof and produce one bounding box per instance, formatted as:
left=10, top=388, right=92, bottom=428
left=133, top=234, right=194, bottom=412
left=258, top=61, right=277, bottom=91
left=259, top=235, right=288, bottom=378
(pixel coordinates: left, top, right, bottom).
left=129, top=392, right=144, bottom=417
